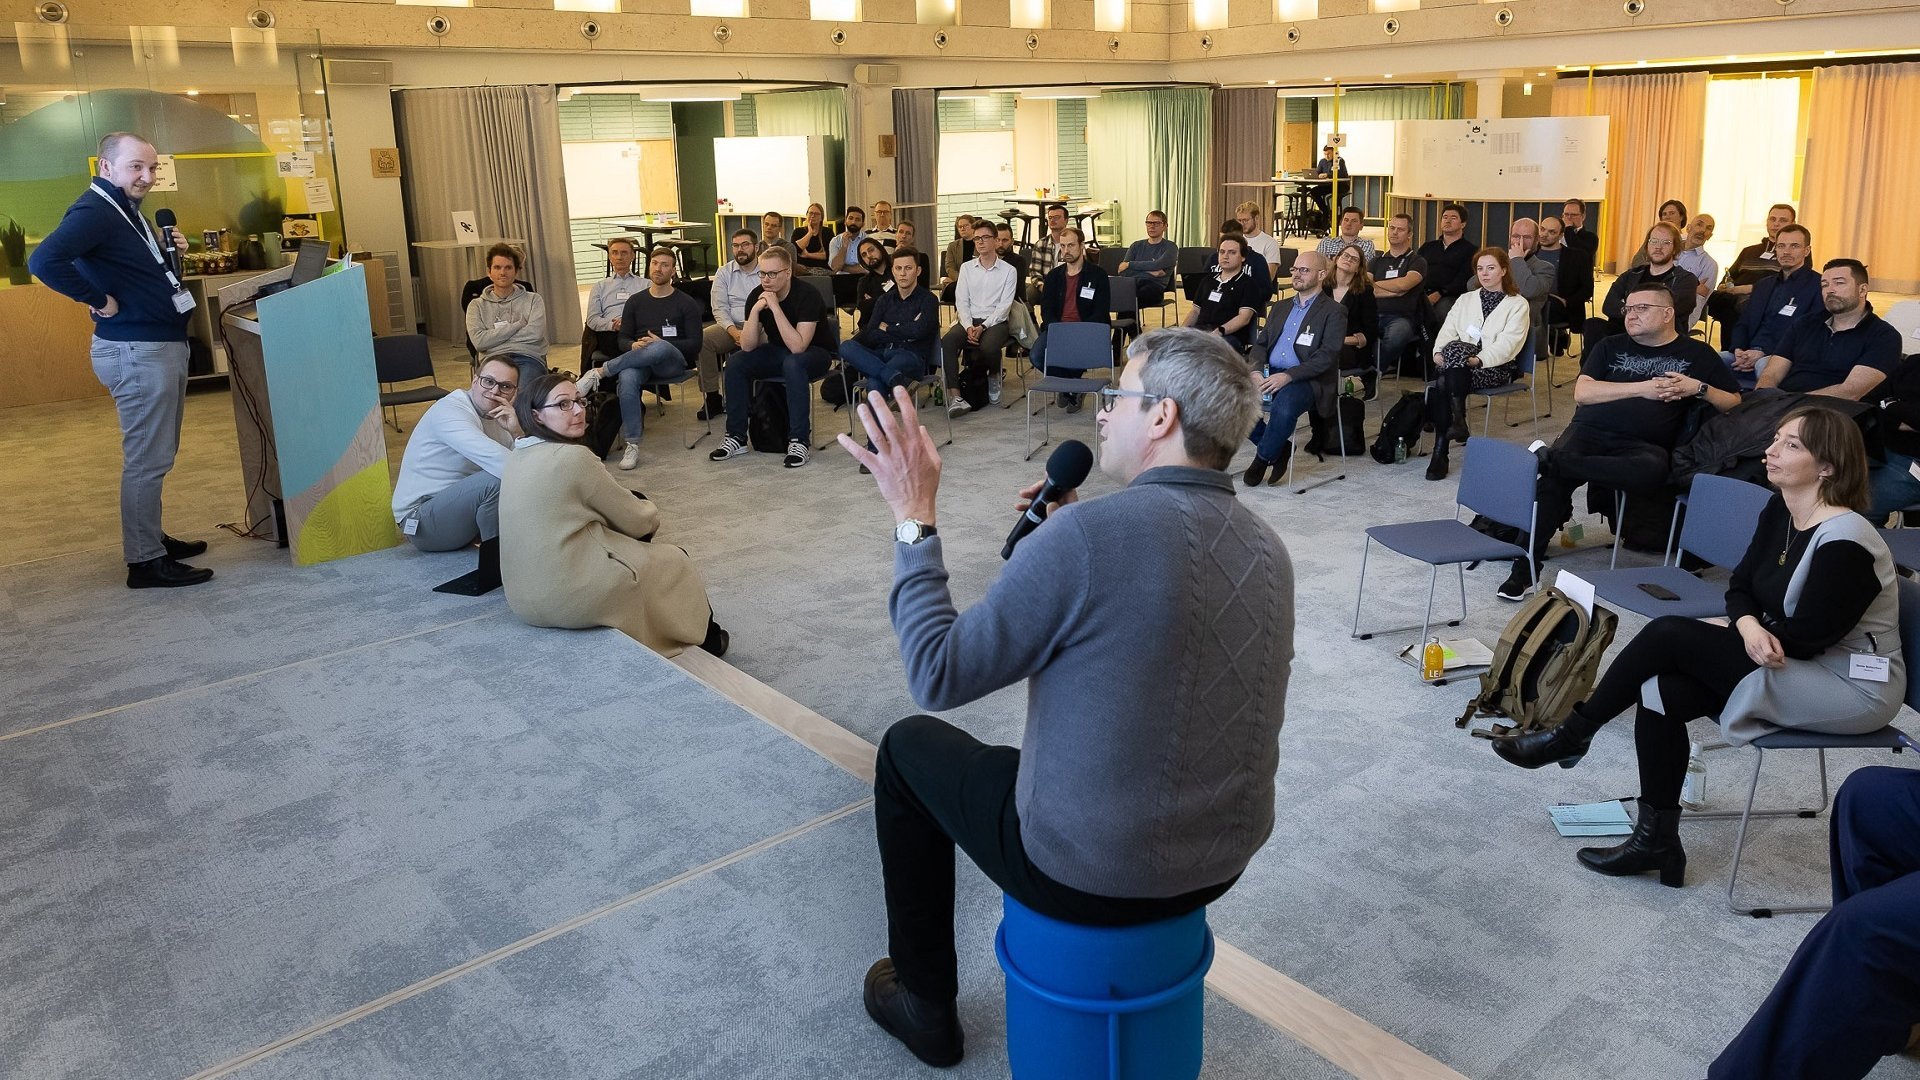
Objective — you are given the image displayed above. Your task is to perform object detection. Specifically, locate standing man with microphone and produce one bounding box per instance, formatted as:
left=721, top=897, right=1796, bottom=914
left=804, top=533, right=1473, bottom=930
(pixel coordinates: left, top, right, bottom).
left=839, top=327, right=1296, bottom=1067
left=31, top=132, right=208, bottom=588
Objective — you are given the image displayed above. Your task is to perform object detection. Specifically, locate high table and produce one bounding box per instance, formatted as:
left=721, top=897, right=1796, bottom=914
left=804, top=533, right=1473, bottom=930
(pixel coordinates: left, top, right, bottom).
left=1002, top=196, right=1099, bottom=250
left=610, top=220, right=710, bottom=278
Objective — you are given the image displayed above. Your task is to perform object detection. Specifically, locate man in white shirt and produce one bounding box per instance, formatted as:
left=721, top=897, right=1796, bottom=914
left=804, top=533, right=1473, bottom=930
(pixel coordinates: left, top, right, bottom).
left=1316, top=207, right=1377, bottom=262
left=390, top=355, right=523, bottom=594
left=582, top=236, right=641, bottom=370
left=699, top=228, right=761, bottom=421
left=940, top=219, right=1017, bottom=417
left=1675, top=214, right=1719, bottom=331
left=1235, top=201, right=1284, bottom=269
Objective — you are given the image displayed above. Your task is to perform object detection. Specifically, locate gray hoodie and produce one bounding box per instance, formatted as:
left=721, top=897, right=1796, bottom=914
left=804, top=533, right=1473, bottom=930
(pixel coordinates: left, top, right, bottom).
left=466, top=282, right=548, bottom=359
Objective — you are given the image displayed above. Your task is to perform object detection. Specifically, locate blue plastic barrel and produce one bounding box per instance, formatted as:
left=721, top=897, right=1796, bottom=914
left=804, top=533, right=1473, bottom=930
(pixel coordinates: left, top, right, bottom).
left=994, top=894, right=1215, bottom=1080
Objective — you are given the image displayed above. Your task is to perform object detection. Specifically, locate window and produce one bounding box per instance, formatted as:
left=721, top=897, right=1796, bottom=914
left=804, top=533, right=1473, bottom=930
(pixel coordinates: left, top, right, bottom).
left=1010, top=0, right=1049, bottom=29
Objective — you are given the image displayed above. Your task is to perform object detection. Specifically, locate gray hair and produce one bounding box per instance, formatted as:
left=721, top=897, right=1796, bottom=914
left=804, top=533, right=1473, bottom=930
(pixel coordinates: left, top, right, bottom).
left=1127, top=328, right=1260, bottom=471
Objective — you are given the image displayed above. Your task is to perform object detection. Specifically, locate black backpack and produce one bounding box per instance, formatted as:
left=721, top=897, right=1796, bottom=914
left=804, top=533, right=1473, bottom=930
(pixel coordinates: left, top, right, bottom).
left=1370, top=391, right=1425, bottom=464
left=748, top=381, right=790, bottom=452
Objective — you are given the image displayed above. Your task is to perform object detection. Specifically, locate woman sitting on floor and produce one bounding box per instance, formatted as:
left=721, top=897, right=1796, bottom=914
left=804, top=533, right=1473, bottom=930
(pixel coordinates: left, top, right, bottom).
left=499, top=373, right=728, bottom=658
left=1493, top=406, right=1904, bottom=887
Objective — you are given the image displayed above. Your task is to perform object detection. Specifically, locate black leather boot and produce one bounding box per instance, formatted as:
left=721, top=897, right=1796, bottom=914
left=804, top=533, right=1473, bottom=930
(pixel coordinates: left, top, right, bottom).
left=864, top=958, right=963, bottom=1067
left=1578, top=799, right=1687, bottom=888
left=1425, top=440, right=1449, bottom=481
left=1449, top=393, right=1471, bottom=442
left=1493, top=706, right=1603, bottom=769
left=433, top=537, right=502, bottom=595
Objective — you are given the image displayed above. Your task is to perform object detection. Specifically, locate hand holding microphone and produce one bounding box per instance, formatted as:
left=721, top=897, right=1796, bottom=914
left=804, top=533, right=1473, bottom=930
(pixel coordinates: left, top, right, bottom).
left=154, top=208, right=184, bottom=277
left=1002, top=439, right=1092, bottom=560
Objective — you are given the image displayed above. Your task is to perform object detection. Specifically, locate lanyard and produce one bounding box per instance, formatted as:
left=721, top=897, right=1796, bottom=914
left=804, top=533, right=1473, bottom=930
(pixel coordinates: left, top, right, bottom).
left=92, top=185, right=183, bottom=289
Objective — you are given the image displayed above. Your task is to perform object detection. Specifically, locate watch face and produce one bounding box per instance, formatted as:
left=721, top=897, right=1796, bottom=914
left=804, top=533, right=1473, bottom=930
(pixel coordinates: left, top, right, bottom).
left=895, top=521, right=919, bottom=544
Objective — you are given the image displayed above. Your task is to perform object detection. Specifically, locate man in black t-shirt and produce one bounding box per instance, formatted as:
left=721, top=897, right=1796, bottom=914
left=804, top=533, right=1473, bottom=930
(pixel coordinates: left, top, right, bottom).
left=1495, top=285, right=1741, bottom=601
left=709, top=246, right=836, bottom=469
left=1181, top=236, right=1262, bottom=349
left=1370, top=213, right=1428, bottom=378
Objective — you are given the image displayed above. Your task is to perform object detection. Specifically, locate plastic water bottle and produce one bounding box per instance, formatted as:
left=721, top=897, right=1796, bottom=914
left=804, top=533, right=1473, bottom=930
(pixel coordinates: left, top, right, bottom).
left=1680, top=741, right=1707, bottom=810
left=1394, top=437, right=1407, bottom=464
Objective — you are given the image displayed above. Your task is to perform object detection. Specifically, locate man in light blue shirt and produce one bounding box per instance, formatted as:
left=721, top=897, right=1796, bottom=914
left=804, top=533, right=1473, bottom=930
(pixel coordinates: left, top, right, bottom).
left=582, top=236, right=642, bottom=369
left=1674, top=214, right=1719, bottom=330
left=828, top=205, right=871, bottom=273
left=697, top=229, right=762, bottom=420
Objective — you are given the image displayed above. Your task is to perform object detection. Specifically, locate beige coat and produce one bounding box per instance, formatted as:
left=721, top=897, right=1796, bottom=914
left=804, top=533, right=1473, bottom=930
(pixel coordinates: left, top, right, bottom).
left=499, top=439, right=712, bottom=656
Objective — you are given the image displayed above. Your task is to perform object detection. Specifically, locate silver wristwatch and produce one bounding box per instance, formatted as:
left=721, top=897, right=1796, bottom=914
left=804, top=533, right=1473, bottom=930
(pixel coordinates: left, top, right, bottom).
left=895, top=519, right=937, bottom=545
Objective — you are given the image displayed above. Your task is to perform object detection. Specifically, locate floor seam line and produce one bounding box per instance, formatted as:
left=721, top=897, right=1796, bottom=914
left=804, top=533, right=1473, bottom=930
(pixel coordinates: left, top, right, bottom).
left=178, top=797, right=873, bottom=1080
left=3, top=610, right=509, bottom=745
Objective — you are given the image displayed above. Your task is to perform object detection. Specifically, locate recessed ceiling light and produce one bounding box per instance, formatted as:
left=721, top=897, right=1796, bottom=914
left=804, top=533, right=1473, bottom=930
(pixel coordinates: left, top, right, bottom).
left=1535, top=71, right=1546, bottom=77
left=1267, top=79, right=1275, bottom=85
left=185, top=89, right=199, bottom=96
left=1824, top=50, right=1836, bottom=56
left=1383, top=73, right=1393, bottom=78
left=1635, top=59, right=1647, bottom=66
left=1323, top=76, right=1333, bottom=82
left=1725, top=54, right=1738, bottom=61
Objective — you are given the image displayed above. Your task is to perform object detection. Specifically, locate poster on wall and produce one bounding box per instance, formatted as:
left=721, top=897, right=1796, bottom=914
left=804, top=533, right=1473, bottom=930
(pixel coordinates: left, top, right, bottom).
left=301, top=179, right=336, bottom=213
left=150, top=154, right=179, bottom=192
left=276, top=152, right=316, bottom=178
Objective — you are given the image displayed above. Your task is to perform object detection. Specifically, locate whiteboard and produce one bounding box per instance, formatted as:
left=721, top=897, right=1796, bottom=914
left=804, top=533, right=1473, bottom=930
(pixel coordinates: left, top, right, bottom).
left=1391, top=117, right=1609, bottom=202
left=1314, top=120, right=1396, bottom=176
left=938, top=130, right=1017, bottom=195
left=562, top=141, right=645, bottom=219
left=712, top=135, right=827, bottom=214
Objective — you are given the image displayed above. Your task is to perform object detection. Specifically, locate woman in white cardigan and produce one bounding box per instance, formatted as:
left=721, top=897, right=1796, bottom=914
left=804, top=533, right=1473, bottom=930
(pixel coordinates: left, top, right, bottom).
left=1426, top=248, right=1531, bottom=480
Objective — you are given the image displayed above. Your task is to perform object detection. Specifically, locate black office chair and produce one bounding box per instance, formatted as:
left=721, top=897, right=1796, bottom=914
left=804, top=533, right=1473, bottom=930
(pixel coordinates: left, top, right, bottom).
left=373, top=334, right=449, bottom=433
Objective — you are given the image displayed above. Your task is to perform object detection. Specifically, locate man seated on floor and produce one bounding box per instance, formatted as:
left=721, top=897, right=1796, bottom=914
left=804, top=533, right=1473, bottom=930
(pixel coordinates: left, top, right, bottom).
left=838, top=327, right=1292, bottom=1070
left=1315, top=207, right=1376, bottom=263
left=941, top=219, right=1017, bottom=417
left=1236, top=200, right=1284, bottom=269
left=1117, top=208, right=1177, bottom=310
left=1675, top=214, right=1718, bottom=331
left=708, top=245, right=835, bottom=469
left=577, top=247, right=704, bottom=470
left=1244, top=250, right=1345, bottom=486
left=1418, top=203, right=1477, bottom=327
left=1494, top=286, right=1738, bottom=601
left=1507, top=217, right=1558, bottom=360
left=698, top=229, right=761, bottom=424
left=1031, top=227, right=1111, bottom=414
left=1706, top=202, right=1796, bottom=331
left=1752, top=258, right=1901, bottom=400
left=1725, top=223, right=1822, bottom=385
left=391, top=355, right=524, bottom=595
left=1371, top=213, right=1428, bottom=378
left=840, top=246, right=939, bottom=397
left=1181, top=235, right=1262, bottom=351
left=1583, top=224, right=1699, bottom=357
left=581, top=236, right=641, bottom=371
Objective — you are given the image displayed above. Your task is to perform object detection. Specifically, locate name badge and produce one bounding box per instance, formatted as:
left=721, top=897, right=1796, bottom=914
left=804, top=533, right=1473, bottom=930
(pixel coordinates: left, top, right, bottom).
left=1296, top=330, right=1315, bottom=347
left=171, top=289, right=197, bottom=314
left=1079, top=284, right=1096, bottom=299
left=493, top=320, right=508, bottom=329
left=1384, top=268, right=1399, bottom=279
left=884, top=281, right=894, bottom=292
left=1465, top=325, right=1483, bottom=343
left=403, top=517, right=419, bottom=537
left=1780, top=302, right=1797, bottom=317
left=614, top=291, right=629, bottom=303
left=1761, top=251, right=1777, bottom=261
left=1208, top=289, right=1224, bottom=303
left=1850, top=654, right=1891, bottom=683
left=662, top=324, right=678, bottom=338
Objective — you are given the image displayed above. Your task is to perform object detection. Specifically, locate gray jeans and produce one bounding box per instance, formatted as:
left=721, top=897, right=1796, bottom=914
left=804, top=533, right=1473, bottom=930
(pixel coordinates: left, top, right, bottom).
left=91, top=338, right=189, bottom=563
left=406, top=470, right=501, bottom=551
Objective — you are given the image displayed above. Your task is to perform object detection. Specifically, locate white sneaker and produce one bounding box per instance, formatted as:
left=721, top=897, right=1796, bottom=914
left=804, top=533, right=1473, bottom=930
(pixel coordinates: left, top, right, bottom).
left=708, top=436, right=748, bottom=461
left=576, top=368, right=603, bottom=395
left=783, top=440, right=810, bottom=468
left=619, top=442, right=641, bottom=470
left=948, top=399, right=974, bottom=418
left=988, top=373, right=1003, bottom=404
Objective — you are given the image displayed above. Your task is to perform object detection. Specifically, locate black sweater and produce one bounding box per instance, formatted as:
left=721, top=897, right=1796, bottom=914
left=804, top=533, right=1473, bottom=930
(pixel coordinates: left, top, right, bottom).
left=1727, top=496, right=1880, bottom=660
left=1878, top=354, right=1920, bottom=458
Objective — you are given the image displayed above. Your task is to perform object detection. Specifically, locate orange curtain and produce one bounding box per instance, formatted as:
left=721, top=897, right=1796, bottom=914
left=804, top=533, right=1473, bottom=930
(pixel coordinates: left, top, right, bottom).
left=1552, top=72, right=1708, bottom=274
left=1802, top=63, right=1920, bottom=295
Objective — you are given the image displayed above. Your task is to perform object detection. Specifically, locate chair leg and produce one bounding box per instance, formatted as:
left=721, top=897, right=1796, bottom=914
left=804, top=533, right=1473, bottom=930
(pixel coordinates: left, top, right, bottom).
left=1294, top=404, right=1346, bottom=494
left=1664, top=500, right=1684, bottom=567
left=1611, top=491, right=1626, bottom=570
left=1351, top=537, right=1372, bottom=639
left=1721, top=749, right=1836, bottom=918
left=1420, top=565, right=1439, bottom=650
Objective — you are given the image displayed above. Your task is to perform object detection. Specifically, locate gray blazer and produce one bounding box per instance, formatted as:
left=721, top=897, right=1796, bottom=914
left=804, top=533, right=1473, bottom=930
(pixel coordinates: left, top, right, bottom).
left=1508, top=251, right=1557, bottom=359
left=1251, top=291, right=1349, bottom=419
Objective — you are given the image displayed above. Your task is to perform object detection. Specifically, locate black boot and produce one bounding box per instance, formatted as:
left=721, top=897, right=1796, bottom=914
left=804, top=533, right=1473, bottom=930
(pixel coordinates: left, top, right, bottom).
left=1425, top=440, right=1449, bottom=481
left=1493, top=705, right=1603, bottom=769
left=864, top=958, right=964, bottom=1067
left=127, top=555, right=213, bottom=589
left=1449, top=393, right=1470, bottom=443
left=433, top=537, right=502, bottom=595
left=1269, top=439, right=1292, bottom=484
left=1243, top=455, right=1271, bottom=487
left=1578, top=799, right=1687, bottom=888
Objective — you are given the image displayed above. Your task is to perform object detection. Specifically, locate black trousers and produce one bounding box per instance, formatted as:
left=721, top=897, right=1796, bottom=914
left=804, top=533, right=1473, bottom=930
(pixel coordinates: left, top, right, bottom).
left=1524, top=422, right=1671, bottom=561
left=873, top=715, right=1233, bottom=1002
left=1581, top=616, right=1759, bottom=807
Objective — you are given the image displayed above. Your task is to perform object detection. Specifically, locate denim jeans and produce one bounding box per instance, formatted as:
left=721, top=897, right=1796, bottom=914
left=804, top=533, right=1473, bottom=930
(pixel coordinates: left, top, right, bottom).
left=1869, top=451, right=1920, bottom=521
left=1247, top=378, right=1316, bottom=463
left=90, top=337, right=189, bottom=562
left=723, top=344, right=832, bottom=445
left=1378, top=314, right=1420, bottom=376
left=605, top=339, right=689, bottom=439
left=839, top=339, right=930, bottom=394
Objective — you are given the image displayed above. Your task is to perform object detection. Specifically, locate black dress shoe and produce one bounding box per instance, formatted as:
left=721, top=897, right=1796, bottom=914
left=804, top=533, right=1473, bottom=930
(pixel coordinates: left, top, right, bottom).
left=127, top=556, right=213, bottom=589
left=863, top=959, right=963, bottom=1068
left=162, top=535, right=208, bottom=560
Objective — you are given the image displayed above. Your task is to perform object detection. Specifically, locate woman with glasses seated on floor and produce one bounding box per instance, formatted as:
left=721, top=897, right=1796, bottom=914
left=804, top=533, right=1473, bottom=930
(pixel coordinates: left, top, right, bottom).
left=1493, top=406, right=1904, bottom=888
left=499, top=373, right=729, bottom=658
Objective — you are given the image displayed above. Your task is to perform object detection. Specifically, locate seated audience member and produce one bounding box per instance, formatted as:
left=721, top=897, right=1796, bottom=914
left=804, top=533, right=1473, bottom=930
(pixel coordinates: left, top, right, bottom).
left=1725, top=223, right=1821, bottom=384
left=992, top=223, right=1029, bottom=282
left=1560, top=198, right=1600, bottom=257
left=1307, top=144, right=1346, bottom=221
left=501, top=373, right=727, bottom=658
left=793, top=203, right=832, bottom=274
left=1211, top=219, right=1272, bottom=296
left=1236, top=201, right=1284, bottom=268
left=1181, top=235, right=1262, bottom=351
left=1026, top=203, right=1071, bottom=299
left=699, top=229, right=761, bottom=422
left=1117, top=209, right=1177, bottom=309
left=1425, top=248, right=1530, bottom=481
left=841, top=246, right=939, bottom=398
left=1244, top=251, right=1346, bottom=486
left=1418, top=204, right=1477, bottom=327
left=1707, top=202, right=1797, bottom=329
left=940, top=214, right=975, bottom=294
left=465, top=243, right=548, bottom=382
left=1583, top=224, right=1699, bottom=353
left=1867, top=353, right=1920, bottom=521
left=855, top=238, right=892, bottom=325
left=708, top=246, right=836, bottom=469
left=941, top=220, right=1018, bottom=417
left=840, top=330, right=1288, bottom=1071
left=1494, top=408, right=1903, bottom=894
left=576, top=248, right=703, bottom=470
left=1507, top=218, right=1558, bottom=360
left=1540, top=214, right=1596, bottom=350
left=1710, top=766, right=1920, bottom=1080
left=1754, top=259, right=1901, bottom=399
left=581, top=236, right=641, bottom=369
left=391, top=355, right=522, bottom=595
left=759, top=211, right=797, bottom=260
left=829, top=204, right=871, bottom=274
left=1371, top=213, right=1428, bottom=377
left=1032, top=227, right=1111, bottom=413
left=1493, top=286, right=1739, bottom=601
left=892, top=220, right=932, bottom=281
left=1315, top=207, right=1377, bottom=262
left=1328, top=243, right=1376, bottom=385
left=1674, top=214, right=1718, bottom=330
left=868, top=200, right=897, bottom=246
left=1628, top=199, right=1690, bottom=266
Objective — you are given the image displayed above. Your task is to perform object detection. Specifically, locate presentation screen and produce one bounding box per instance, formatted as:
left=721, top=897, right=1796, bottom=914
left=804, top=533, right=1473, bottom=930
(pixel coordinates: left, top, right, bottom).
left=1392, top=116, right=1609, bottom=201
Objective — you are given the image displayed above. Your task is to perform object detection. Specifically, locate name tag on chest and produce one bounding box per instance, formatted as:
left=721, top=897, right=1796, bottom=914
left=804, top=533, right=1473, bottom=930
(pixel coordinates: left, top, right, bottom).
left=614, top=291, right=630, bottom=303
left=1295, top=330, right=1315, bottom=347
left=661, top=324, right=678, bottom=338
left=1079, top=284, right=1096, bottom=299
left=172, top=289, right=197, bottom=314
left=1384, top=268, right=1399, bottom=279
left=1208, top=289, right=1224, bottom=303
left=1779, top=302, right=1797, bottom=317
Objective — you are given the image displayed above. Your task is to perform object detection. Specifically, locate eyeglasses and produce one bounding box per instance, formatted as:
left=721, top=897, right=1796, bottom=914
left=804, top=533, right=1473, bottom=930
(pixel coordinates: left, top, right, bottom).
left=538, top=398, right=587, bottom=413
left=1098, top=387, right=1165, bottom=412
left=1622, top=303, right=1673, bottom=315
left=477, top=374, right=518, bottom=395
left=760, top=267, right=790, bottom=277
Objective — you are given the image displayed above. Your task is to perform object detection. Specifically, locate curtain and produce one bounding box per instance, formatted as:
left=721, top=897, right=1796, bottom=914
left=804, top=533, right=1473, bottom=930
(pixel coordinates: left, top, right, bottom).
left=1209, top=88, right=1277, bottom=233
left=755, top=88, right=848, bottom=214
left=1698, top=76, right=1802, bottom=289
left=395, top=84, right=580, bottom=345
left=1312, top=84, right=1463, bottom=122
left=892, top=88, right=938, bottom=241
left=1552, top=72, right=1708, bottom=274
left=1090, top=89, right=1210, bottom=251
left=1803, top=62, right=1920, bottom=295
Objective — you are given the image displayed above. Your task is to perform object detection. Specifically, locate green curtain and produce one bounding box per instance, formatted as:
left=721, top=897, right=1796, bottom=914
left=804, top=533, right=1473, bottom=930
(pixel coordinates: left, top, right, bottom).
left=1313, top=85, right=1464, bottom=122
left=753, top=88, right=848, bottom=213
left=1089, top=89, right=1211, bottom=249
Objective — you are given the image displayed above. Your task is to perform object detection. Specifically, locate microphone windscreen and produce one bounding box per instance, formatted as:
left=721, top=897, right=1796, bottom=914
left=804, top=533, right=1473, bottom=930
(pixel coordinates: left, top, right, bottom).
left=155, top=208, right=177, bottom=229
left=1046, top=439, right=1094, bottom=490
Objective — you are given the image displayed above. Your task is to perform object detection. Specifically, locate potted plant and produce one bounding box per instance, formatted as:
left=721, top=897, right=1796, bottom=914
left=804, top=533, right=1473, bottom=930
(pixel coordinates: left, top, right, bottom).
left=1, top=216, right=28, bottom=285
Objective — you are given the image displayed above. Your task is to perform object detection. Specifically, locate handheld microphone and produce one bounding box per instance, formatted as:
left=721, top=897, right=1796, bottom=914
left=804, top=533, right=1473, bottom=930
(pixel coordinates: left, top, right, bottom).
left=154, top=208, right=181, bottom=278
left=1002, top=438, right=1093, bottom=561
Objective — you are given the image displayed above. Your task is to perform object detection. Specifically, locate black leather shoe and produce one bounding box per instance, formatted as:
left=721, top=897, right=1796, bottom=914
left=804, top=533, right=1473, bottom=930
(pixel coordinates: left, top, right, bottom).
left=1578, top=799, right=1687, bottom=888
left=1243, top=455, right=1271, bottom=487
left=1493, top=707, right=1602, bottom=770
left=127, top=556, right=213, bottom=589
left=1268, top=440, right=1292, bottom=485
left=864, top=958, right=963, bottom=1068
left=162, top=535, right=207, bottom=560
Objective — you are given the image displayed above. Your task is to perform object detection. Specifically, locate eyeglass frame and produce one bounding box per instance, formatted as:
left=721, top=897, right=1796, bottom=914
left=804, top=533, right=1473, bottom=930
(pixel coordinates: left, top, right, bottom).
left=1097, top=387, right=1165, bottom=412
left=476, top=373, right=519, bottom=395
left=536, top=397, right=588, bottom=413
left=1622, top=302, right=1673, bottom=315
